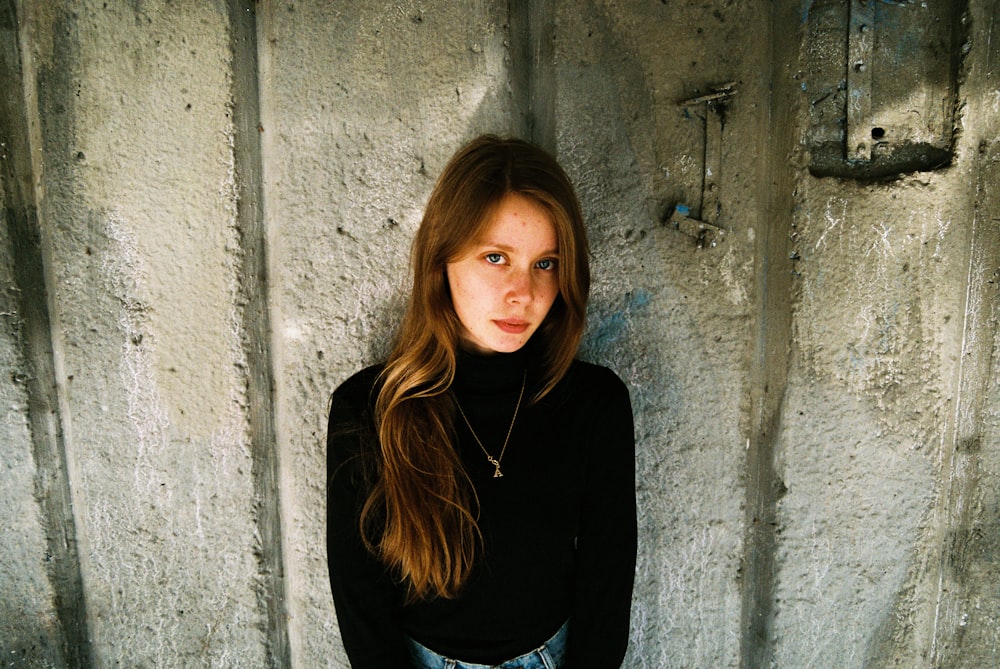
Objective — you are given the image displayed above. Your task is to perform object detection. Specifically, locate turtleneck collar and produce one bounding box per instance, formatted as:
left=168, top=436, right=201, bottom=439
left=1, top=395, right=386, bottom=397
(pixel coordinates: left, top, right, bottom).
left=453, top=343, right=534, bottom=396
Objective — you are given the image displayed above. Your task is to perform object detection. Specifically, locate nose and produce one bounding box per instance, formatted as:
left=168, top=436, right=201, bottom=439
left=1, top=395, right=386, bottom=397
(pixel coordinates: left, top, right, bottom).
left=506, top=268, right=534, bottom=305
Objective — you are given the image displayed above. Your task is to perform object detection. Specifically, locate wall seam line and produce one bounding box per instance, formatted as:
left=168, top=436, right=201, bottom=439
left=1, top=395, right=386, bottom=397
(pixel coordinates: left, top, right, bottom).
left=739, top=4, right=802, bottom=667
left=929, top=3, right=1000, bottom=661
left=510, top=0, right=555, bottom=150
left=226, top=2, right=291, bottom=667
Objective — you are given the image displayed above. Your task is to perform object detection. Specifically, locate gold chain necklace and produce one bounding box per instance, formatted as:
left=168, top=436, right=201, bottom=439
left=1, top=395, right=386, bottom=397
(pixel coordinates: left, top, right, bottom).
left=454, top=370, right=527, bottom=478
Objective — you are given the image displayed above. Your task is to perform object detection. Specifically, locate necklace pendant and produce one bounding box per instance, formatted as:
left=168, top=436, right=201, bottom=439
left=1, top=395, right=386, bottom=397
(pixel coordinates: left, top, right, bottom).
left=454, top=370, right=525, bottom=483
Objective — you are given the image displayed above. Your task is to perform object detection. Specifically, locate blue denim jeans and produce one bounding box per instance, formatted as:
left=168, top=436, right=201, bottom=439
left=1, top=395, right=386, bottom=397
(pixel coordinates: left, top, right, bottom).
left=406, top=620, right=568, bottom=669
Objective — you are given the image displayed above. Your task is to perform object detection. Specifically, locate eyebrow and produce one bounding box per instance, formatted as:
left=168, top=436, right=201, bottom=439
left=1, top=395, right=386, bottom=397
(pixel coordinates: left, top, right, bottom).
left=476, top=241, right=560, bottom=256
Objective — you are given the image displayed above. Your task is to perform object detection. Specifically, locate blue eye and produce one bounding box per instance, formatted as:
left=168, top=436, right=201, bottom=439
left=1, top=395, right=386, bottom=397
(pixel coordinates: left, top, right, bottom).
left=536, top=258, right=556, bottom=271
left=485, top=253, right=504, bottom=264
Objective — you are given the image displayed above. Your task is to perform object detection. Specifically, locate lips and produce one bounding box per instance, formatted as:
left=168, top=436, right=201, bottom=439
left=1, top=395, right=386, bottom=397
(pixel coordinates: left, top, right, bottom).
left=494, top=319, right=530, bottom=334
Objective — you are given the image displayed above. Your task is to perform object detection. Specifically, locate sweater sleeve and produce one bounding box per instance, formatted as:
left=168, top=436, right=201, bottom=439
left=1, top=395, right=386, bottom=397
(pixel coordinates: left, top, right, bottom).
left=566, top=369, right=637, bottom=668
left=326, top=370, right=413, bottom=668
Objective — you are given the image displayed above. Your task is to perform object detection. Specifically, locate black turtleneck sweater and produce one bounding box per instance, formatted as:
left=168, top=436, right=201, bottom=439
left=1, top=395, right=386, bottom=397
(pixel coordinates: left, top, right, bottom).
left=326, top=347, right=636, bottom=668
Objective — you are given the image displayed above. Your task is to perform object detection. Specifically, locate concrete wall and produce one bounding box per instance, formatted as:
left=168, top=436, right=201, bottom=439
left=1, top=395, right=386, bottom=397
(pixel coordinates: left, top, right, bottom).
left=1, top=1, right=997, bottom=668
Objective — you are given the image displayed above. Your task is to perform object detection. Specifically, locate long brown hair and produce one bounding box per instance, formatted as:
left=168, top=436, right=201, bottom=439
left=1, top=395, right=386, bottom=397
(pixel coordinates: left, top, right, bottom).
left=362, top=135, right=590, bottom=600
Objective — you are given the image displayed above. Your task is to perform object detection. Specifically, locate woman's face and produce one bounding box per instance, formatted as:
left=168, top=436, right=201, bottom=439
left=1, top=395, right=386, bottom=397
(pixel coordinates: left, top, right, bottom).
left=446, top=193, right=560, bottom=355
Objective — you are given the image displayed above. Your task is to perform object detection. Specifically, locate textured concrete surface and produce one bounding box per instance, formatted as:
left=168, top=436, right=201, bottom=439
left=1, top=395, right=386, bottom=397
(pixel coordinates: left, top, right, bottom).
left=557, top=3, right=763, bottom=665
left=772, top=2, right=999, bottom=666
left=1, top=1, right=999, bottom=668
left=6, top=2, right=267, bottom=667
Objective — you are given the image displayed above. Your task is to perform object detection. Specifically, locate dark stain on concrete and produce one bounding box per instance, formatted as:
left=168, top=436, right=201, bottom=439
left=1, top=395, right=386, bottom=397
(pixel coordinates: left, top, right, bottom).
left=739, top=4, right=800, bottom=667
left=0, top=2, right=91, bottom=666
left=225, top=2, right=290, bottom=667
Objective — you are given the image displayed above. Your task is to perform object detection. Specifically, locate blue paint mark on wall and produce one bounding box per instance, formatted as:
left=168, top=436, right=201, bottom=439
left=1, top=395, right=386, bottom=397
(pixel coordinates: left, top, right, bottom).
left=584, top=288, right=653, bottom=351
left=588, top=311, right=629, bottom=351
left=631, top=288, right=652, bottom=309
left=801, top=0, right=814, bottom=26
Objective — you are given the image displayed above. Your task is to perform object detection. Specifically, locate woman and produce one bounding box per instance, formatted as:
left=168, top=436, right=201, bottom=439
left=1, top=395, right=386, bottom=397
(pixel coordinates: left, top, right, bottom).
left=327, top=135, right=636, bottom=669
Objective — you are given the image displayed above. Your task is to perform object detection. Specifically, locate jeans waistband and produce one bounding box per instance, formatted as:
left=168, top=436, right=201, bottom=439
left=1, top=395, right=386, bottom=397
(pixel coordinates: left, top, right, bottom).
left=406, top=619, right=569, bottom=669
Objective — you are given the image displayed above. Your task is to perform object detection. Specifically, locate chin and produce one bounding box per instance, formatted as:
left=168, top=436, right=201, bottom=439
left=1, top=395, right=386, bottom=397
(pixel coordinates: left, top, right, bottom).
left=494, top=341, right=528, bottom=353
left=471, top=338, right=529, bottom=355
left=461, top=326, right=535, bottom=355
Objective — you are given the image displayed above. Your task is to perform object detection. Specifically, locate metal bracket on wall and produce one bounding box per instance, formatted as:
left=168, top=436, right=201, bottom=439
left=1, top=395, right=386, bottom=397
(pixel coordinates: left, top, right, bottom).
left=807, top=0, right=960, bottom=179
left=670, top=82, right=736, bottom=249
left=847, top=0, right=875, bottom=162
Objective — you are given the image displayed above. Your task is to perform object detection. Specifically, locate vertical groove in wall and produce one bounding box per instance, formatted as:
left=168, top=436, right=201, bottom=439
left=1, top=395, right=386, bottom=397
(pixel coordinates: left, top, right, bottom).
left=509, top=0, right=554, bottom=150
left=933, top=145, right=1000, bottom=662
left=740, top=4, right=801, bottom=668
left=930, top=2, right=1000, bottom=663
left=226, top=2, right=290, bottom=667
left=0, top=2, right=91, bottom=667
left=945, top=1, right=972, bottom=158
